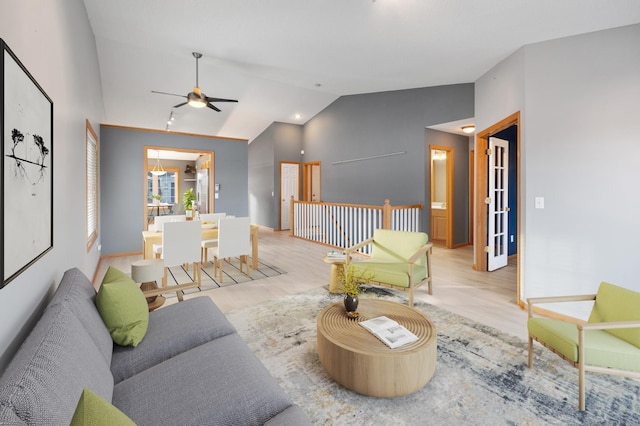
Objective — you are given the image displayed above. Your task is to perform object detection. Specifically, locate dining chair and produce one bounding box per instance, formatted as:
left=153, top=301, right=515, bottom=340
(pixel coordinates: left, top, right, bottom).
left=210, top=216, right=251, bottom=282
left=152, top=215, right=187, bottom=256
left=153, top=220, right=202, bottom=301
left=200, top=213, right=227, bottom=264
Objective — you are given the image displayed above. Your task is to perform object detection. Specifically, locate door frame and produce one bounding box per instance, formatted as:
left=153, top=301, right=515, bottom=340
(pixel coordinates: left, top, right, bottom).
left=473, top=111, right=522, bottom=305
left=429, top=145, right=454, bottom=248
left=143, top=146, right=214, bottom=230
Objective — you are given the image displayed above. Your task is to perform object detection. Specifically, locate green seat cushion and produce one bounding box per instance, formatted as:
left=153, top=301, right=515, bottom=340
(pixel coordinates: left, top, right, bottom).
left=588, top=282, right=640, bottom=349
left=71, top=388, right=135, bottom=426
left=351, top=260, right=426, bottom=289
left=528, top=317, right=640, bottom=371
left=96, top=266, right=149, bottom=347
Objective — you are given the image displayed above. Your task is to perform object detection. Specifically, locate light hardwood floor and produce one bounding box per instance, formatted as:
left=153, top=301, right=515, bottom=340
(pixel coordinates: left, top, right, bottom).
left=95, top=229, right=529, bottom=340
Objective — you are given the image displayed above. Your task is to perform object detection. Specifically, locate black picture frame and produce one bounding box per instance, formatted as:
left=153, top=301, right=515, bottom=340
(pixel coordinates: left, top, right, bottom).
left=1, top=38, right=54, bottom=288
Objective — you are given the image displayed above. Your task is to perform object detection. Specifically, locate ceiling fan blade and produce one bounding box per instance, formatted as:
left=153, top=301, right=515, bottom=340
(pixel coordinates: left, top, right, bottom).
left=151, top=90, right=186, bottom=99
left=205, top=97, right=238, bottom=103
left=173, top=102, right=188, bottom=108
left=206, top=103, right=221, bottom=112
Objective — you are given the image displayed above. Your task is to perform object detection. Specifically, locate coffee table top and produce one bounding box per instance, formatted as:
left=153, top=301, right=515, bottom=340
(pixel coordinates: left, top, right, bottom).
left=317, top=299, right=436, bottom=354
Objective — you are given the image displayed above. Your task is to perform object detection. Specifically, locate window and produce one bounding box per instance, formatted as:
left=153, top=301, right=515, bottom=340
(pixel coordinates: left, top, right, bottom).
left=86, top=120, right=98, bottom=251
left=147, top=168, right=179, bottom=204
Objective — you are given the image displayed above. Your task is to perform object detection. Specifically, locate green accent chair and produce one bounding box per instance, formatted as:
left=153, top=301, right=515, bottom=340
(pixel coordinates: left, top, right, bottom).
left=527, top=282, right=640, bottom=410
left=344, top=229, right=433, bottom=307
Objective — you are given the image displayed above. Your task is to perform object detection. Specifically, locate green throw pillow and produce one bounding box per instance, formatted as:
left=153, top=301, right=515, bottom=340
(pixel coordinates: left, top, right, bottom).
left=96, top=266, right=149, bottom=347
left=71, top=388, right=135, bottom=426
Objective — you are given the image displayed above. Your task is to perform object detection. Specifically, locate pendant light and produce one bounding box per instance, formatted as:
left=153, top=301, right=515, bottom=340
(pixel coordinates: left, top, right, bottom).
left=150, top=151, right=166, bottom=176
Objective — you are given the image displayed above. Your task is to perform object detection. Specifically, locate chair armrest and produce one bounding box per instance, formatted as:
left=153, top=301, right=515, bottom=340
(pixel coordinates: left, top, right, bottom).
left=579, top=320, right=640, bottom=331
left=527, top=294, right=596, bottom=318
left=344, top=237, right=374, bottom=262
left=407, top=242, right=433, bottom=264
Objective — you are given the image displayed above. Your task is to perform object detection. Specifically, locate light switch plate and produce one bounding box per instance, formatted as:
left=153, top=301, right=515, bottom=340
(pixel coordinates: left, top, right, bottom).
left=535, top=197, right=544, bottom=209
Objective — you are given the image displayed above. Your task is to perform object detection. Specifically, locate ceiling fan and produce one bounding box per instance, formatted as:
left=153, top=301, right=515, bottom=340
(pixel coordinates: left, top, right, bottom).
left=151, top=52, right=238, bottom=112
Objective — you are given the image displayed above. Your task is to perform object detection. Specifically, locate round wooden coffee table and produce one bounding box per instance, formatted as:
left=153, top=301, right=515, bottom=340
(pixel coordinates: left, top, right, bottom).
left=317, top=299, right=437, bottom=397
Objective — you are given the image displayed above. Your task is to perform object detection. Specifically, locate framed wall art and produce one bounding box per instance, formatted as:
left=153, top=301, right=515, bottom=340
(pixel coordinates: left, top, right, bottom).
left=1, top=38, right=53, bottom=288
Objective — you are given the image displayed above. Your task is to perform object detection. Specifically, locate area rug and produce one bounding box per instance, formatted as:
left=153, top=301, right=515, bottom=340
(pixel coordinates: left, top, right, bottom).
left=225, top=287, right=640, bottom=425
left=163, top=259, right=285, bottom=297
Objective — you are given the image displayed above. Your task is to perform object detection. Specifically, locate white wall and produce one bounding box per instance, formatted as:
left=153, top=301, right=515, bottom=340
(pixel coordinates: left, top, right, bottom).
left=0, top=0, right=104, bottom=372
left=476, top=24, right=640, bottom=318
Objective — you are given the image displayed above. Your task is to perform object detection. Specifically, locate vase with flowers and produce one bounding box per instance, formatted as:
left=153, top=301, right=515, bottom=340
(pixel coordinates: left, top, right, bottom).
left=338, top=263, right=374, bottom=316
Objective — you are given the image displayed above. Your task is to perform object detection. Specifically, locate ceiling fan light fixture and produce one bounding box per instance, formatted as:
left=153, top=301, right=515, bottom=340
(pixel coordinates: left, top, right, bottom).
left=462, top=125, right=475, bottom=134
left=187, top=92, right=207, bottom=108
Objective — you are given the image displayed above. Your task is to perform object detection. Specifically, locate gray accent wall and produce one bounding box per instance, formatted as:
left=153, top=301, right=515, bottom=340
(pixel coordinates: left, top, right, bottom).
left=302, top=84, right=474, bottom=233
left=249, top=122, right=303, bottom=229
left=425, top=129, right=470, bottom=245
left=0, top=0, right=104, bottom=373
left=100, top=126, right=248, bottom=254
left=476, top=23, right=640, bottom=317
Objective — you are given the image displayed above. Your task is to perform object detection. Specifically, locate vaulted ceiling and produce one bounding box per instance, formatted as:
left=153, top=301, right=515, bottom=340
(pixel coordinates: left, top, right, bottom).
left=83, top=0, right=640, bottom=142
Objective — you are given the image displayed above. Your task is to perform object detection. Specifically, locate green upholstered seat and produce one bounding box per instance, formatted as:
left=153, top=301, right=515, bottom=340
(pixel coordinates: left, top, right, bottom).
left=527, top=282, right=640, bottom=410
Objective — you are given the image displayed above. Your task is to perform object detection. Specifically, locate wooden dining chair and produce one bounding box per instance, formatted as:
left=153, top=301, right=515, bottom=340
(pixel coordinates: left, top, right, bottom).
left=210, top=217, right=251, bottom=283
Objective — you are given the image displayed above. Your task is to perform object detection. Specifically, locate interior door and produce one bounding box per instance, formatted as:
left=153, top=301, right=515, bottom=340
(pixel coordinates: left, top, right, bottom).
left=487, top=137, right=509, bottom=271
left=280, top=162, right=299, bottom=230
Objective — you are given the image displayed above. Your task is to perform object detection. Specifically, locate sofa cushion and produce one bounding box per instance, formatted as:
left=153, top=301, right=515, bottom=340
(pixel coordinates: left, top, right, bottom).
left=96, top=266, right=149, bottom=347
left=264, top=404, right=311, bottom=425
left=48, top=268, right=113, bottom=364
left=0, top=305, right=114, bottom=425
left=71, top=388, right=135, bottom=426
left=528, top=317, right=640, bottom=371
left=111, top=296, right=237, bottom=383
left=588, top=282, right=640, bottom=349
left=112, top=333, right=296, bottom=426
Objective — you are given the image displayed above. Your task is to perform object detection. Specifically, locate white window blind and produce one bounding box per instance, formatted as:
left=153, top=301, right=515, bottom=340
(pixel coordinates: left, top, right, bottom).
left=86, top=122, right=98, bottom=250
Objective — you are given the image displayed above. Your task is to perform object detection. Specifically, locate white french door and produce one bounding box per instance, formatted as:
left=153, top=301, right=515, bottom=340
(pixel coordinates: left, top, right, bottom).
left=487, top=137, right=509, bottom=271
left=280, top=162, right=299, bottom=230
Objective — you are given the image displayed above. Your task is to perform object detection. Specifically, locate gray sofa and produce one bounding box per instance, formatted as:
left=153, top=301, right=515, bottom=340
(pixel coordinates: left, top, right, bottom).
left=0, top=268, right=310, bottom=425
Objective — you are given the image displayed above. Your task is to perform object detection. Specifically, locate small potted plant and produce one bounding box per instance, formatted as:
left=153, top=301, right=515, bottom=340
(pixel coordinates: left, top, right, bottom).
left=338, top=263, right=374, bottom=316
left=183, top=188, right=195, bottom=220
left=151, top=194, right=162, bottom=204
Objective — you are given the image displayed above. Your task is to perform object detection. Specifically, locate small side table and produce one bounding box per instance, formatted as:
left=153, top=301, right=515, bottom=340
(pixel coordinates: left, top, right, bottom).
left=322, top=256, right=348, bottom=294
left=131, top=259, right=165, bottom=311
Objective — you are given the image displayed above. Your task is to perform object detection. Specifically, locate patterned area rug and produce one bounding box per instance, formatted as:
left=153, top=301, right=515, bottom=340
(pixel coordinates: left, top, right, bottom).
left=163, top=259, right=285, bottom=297
left=225, top=287, right=640, bottom=425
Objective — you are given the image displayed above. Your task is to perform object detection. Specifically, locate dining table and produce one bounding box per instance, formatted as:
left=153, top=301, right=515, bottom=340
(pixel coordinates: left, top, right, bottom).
left=142, top=224, right=260, bottom=270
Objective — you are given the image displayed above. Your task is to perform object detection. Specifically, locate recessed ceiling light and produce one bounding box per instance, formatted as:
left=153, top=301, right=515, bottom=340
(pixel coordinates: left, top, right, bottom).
left=295, top=113, right=302, bottom=120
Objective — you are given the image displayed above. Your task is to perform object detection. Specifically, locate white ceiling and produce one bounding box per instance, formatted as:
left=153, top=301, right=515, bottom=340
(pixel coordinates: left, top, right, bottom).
left=83, top=0, right=640, bottom=142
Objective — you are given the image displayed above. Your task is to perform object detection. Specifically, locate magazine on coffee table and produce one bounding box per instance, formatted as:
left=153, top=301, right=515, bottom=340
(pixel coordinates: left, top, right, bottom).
left=359, top=316, right=418, bottom=349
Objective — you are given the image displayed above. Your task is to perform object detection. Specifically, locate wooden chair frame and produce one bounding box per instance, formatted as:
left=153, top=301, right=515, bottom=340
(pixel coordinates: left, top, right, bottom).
left=527, top=295, right=640, bottom=410
left=345, top=237, right=433, bottom=307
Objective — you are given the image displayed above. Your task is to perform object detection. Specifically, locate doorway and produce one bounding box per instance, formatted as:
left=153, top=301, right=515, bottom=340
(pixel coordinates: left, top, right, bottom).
left=143, top=146, right=214, bottom=230
left=303, top=161, right=321, bottom=202
left=474, top=112, right=521, bottom=304
left=430, top=145, right=454, bottom=248
left=280, top=161, right=300, bottom=230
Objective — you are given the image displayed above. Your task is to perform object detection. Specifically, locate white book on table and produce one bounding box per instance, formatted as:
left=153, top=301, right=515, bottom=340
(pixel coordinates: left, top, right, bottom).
left=359, top=316, right=418, bottom=349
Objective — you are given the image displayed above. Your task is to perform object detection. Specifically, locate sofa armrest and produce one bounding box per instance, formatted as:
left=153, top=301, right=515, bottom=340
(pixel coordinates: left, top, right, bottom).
left=527, top=294, right=596, bottom=318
